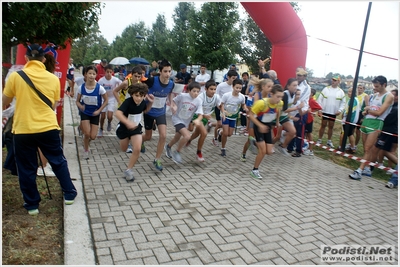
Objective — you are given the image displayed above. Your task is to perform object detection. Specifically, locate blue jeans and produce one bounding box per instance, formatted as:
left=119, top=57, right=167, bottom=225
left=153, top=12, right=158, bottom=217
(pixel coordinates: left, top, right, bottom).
left=287, top=113, right=308, bottom=153
left=388, top=165, right=398, bottom=187
left=13, top=130, right=77, bottom=210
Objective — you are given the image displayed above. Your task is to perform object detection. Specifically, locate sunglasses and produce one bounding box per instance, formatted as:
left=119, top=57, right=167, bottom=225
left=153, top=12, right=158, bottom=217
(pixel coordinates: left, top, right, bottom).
left=297, top=74, right=305, bottom=77
left=332, top=79, right=338, bottom=81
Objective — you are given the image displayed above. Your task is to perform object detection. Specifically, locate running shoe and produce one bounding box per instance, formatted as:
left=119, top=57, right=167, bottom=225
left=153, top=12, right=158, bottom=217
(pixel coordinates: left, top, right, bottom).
left=124, top=168, right=135, bottom=182
left=153, top=159, right=163, bottom=171
left=165, top=144, right=172, bottom=158
left=64, top=198, right=75, bottom=205
left=250, top=169, right=262, bottom=179
left=217, top=129, right=222, bottom=143
left=197, top=152, right=205, bottom=162
left=172, top=151, right=182, bottom=164
left=28, top=209, right=39, bottom=216
left=316, top=139, right=322, bottom=145
left=98, top=129, right=103, bottom=138
left=362, top=168, right=372, bottom=177
left=240, top=154, right=246, bottom=162
left=326, top=140, right=334, bottom=149
left=277, top=144, right=290, bottom=156
left=386, top=182, right=395, bottom=189
left=107, top=122, right=112, bottom=132
left=220, top=148, right=226, bottom=157
left=126, top=144, right=133, bottom=153
left=349, top=170, right=362, bottom=180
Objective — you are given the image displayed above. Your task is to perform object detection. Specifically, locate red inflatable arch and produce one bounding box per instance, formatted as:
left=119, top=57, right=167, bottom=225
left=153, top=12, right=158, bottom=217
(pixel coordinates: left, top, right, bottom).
left=241, top=2, right=307, bottom=84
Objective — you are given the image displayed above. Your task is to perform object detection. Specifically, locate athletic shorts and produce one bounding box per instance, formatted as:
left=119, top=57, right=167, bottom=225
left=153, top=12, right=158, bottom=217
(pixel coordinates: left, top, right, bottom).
left=143, top=113, right=167, bottom=130
left=116, top=123, right=142, bottom=139
left=341, top=124, right=356, bottom=137
left=192, top=114, right=208, bottom=126
left=375, top=133, right=397, bottom=152
left=305, top=121, right=313, bottom=134
left=101, top=98, right=116, bottom=113
left=222, top=118, right=236, bottom=128
left=80, top=112, right=100, bottom=125
left=360, top=118, right=384, bottom=134
left=174, top=123, right=186, bottom=133
left=254, top=122, right=273, bottom=144
left=322, top=113, right=336, bottom=121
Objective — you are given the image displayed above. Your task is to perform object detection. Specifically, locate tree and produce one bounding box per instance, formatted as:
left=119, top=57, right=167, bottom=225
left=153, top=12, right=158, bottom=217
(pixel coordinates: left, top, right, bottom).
left=147, top=14, right=174, bottom=63
left=2, top=2, right=103, bottom=82
left=239, top=13, right=272, bottom=74
left=170, top=2, right=196, bottom=70
left=70, top=23, right=108, bottom=67
left=346, top=75, right=353, bottom=79
left=188, top=2, right=241, bottom=77
left=305, top=68, right=314, bottom=78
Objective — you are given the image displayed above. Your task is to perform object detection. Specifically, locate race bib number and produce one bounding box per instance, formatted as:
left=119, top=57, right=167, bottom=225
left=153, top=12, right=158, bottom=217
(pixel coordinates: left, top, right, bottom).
left=128, top=114, right=142, bottom=125
left=82, top=95, right=98, bottom=106
left=225, top=103, right=239, bottom=116
left=261, top=113, right=275, bottom=123
left=152, top=97, right=167, bottom=108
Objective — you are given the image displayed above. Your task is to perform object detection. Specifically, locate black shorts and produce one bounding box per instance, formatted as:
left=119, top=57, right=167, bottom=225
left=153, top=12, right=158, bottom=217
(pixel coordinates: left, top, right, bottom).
left=375, top=133, right=397, bottom=152
left=174, top=123, right=186, bottom=133
left=342, top=124, right=356, bottom=137
left=116, top=123, right=142, bottom=139
left=254, top=122, right=273, bottom=144
left=305, top=121, right=313, bottom=133
left=80, top=112, right=100, bottom=125
left=215, top=106, right=221, bottom=121
left=322, top=113, right=336, bottom=121
left=143, top=113, right=167, bottom=130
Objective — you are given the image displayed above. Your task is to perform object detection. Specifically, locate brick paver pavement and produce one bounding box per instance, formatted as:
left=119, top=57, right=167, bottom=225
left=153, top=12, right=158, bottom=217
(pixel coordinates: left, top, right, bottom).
left=66, top=93, right=397, bottom=265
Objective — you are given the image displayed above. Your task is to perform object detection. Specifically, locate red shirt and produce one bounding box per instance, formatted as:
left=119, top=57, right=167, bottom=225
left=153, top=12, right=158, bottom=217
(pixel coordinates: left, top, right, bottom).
left=307, top=97, right=322, bottom=123
left=96, top=64, right=106, bottom=81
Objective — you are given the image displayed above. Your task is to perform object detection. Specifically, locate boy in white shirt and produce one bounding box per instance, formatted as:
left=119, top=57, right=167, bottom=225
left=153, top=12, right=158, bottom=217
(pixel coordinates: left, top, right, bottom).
left=98, top=64, right=122, bottom=136
left=219, top=79, right=248, bottom=157
left=165, top=82, right=203, bottom=164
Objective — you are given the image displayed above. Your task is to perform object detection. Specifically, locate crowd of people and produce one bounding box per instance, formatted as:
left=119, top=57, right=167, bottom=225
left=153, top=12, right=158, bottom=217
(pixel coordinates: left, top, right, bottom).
left=2, top=45, right=398, bottom=215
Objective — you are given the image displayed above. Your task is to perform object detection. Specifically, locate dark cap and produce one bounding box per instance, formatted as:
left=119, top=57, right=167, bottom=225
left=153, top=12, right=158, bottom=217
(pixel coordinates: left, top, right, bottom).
left=101, top=58, right=108, bottom=63
left=372, top=75, right=387, bottom=84
left=180, top=64, right=186, bottom=69
left=26, top=44, right=45, bottom=58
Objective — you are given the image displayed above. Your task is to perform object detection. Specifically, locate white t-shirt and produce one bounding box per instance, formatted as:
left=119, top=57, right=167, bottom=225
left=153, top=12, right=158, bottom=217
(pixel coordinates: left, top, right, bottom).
left=172, top=93, right=203, bottom=127
left=221, top=92, right=245, bottom=120
left=197, top=91, right=221, bottom=115
left=195, top=73, right=211, bottom=93
left=98, top=76, right=122, bottom=99
left=216, top=82, right=233, bottom=99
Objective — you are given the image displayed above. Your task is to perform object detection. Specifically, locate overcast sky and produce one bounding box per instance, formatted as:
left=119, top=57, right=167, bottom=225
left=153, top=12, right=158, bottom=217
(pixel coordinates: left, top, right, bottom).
left=98, top=1, right=399, bottom=80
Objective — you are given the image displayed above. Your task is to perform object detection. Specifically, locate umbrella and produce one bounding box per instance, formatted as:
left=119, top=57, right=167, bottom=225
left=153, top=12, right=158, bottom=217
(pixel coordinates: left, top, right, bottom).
left=109, top=57, right=130, bottom=65
left=129, top=57, right=149, bottom=65
left=92, top=59, right=101, bottom=64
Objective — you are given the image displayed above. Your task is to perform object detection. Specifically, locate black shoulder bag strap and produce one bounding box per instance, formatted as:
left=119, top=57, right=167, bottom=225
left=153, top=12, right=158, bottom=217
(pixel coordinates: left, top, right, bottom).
left=17, top=70, right=53, bottom=109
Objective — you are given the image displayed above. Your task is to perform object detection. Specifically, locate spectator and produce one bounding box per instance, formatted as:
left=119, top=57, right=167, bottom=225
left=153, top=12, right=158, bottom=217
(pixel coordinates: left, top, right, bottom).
left=66, top=58, right=75, bottom=97
left=175, top=64, right=191, bottom=84
left=267, top=69, right=280, bottom=84
left=2, top=44, right=77, bottom=215
left=354, top=84, right=368, bottom=151
left=195, top=64, right=211, bottom=93
left=223, top=64, right=241, bottom=81
left=316, top=74, right=346, bottom=148
left=239, top=72, right=250, bottom=130
left=337, top=87, right=359, bottom=152
left=95, top=58, right=107, bottom=81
